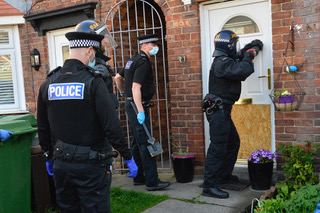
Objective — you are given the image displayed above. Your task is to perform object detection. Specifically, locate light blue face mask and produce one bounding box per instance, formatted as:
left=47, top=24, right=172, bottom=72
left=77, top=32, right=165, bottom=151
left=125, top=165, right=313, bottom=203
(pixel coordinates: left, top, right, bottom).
left=88, top=58, right=96, bottom=68
left=149, top=46, right=159, bottom=56
left=88, top=50, right=96, bottom=68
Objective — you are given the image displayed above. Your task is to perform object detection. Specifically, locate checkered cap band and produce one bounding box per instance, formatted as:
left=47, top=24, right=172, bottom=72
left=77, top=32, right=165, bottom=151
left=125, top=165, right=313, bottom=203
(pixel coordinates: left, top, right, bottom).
left=69, top=39, right=100, bottom=49
left=214, top=38, right=230, bottom=42
left=139, top=38, right=158, bottom=44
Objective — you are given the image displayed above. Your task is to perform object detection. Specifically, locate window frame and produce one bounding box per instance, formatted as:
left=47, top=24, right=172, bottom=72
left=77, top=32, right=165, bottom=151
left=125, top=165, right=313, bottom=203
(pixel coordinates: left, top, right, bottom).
left=0, top=25, right=27, bottom=114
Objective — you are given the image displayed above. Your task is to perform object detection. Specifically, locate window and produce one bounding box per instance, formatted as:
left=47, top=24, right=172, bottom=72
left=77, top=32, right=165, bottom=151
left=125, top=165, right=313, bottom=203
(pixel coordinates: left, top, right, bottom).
left=222, top=16, right=259, bottom=35
left=0, top=26, right=26, bottom=113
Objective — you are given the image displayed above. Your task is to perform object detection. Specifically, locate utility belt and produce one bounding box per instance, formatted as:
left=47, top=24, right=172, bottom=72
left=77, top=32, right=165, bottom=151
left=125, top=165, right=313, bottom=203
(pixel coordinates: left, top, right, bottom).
left=126, top=97, right=154, bottom=108
left=53, top=140, right=118, bottom=166
left=201, top=94, right=232, bottom=115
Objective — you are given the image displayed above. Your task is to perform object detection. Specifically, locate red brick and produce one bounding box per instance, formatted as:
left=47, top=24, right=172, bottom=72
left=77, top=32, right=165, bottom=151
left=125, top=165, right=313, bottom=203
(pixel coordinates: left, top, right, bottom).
left=272, top=11, right=292, bottom=20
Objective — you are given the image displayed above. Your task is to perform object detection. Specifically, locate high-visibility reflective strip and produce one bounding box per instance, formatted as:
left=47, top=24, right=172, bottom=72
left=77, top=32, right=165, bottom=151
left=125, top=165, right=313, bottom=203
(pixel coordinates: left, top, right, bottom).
left=48, top=83, right=84, bottom=100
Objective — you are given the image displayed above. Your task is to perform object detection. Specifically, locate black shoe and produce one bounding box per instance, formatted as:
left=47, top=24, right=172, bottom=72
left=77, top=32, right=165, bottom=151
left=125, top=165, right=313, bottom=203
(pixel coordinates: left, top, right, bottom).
left=217, top=175, right=239, bottom=184
left=134, top=181, right=146, bottom=186
left=202, top=187, right=229, bottom=199
left=146, top=181, right=171, bottom=191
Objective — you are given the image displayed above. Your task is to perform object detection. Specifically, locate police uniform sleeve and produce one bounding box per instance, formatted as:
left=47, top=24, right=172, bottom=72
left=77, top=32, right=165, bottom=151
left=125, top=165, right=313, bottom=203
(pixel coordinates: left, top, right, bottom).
left=37, top=83, right=52, bottom=153
left=214, top=56, right=254, bottom=81
left=119, top=68, right=125, bottom=77
left=93, top=78, right=132, bottom=160
left=132, top=60, right=150, bottom=85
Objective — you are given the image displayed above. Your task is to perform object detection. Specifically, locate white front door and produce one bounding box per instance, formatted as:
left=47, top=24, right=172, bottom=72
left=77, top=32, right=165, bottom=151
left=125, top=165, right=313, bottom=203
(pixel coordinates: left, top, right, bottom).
left=47, top=27, right=73, bottom=70
left=200, top=0, right=275, bottom=163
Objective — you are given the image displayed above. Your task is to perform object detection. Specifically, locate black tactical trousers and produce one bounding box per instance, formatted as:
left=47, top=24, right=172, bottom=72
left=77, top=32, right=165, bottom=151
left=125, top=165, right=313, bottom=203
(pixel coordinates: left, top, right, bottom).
left=125, top=99, right=159, bottom=187
left=53, top=160, right=111, bottom=213
left=203, top=107, right=240, bottom=188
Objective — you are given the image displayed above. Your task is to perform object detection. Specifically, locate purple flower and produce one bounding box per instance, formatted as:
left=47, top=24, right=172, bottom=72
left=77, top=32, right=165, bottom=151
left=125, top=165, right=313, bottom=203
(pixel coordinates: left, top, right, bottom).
left=249, top=149, right=278, bottom=164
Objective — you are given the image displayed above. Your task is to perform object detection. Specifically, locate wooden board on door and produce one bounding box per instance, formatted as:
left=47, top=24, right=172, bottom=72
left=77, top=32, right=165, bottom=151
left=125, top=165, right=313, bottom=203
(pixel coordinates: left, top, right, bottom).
left=232, top=104, right=271, bottom=164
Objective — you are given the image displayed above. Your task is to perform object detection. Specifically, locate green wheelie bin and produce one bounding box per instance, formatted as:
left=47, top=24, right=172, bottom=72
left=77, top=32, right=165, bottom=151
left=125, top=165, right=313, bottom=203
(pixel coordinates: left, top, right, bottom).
left=0, top=115, right=37, bottom=213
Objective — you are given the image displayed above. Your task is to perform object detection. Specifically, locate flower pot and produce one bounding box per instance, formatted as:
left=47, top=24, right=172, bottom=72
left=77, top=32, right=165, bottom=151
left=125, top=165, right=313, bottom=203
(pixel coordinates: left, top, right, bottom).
left=248, top=160, right=273, bottom=190
left=172, top=154, right=195, bottom=183
left=278, top=95, right=295, bottom=104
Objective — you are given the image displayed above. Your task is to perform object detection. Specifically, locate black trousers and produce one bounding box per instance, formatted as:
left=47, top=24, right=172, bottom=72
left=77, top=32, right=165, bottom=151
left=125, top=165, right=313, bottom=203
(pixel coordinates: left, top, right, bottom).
left=53, top=160, right=111, bottom=213
left=203, top=107, right=240, bottom=188
left=125, top=99, right=159, bottom=186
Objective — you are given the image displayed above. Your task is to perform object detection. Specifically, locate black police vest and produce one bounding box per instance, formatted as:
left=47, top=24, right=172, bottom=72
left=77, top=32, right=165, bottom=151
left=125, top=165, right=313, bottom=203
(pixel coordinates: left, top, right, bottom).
left=46, top=66, right=96, bottom=104
left=44, top=65, right=105, bottom=148
left=208, top=58, right=241, bottom=102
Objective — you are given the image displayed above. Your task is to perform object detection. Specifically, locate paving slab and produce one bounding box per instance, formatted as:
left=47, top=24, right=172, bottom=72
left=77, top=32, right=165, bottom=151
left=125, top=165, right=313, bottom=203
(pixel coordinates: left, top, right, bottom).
left=111, top=173, right=266, bottom=213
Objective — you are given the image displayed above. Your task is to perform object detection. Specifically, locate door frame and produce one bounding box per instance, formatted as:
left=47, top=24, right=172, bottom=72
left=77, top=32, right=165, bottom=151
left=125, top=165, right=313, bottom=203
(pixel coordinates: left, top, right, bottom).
left=47, top=27, right=73, bottom=70
left=200, top=0, right=275, bottom=165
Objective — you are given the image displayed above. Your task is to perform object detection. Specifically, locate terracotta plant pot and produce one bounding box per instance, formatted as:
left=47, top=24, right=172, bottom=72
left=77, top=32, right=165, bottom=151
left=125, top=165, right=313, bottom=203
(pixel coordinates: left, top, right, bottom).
left=248, top=160, right=273, bottom=190
left=172, top=154, right=195, bottom=183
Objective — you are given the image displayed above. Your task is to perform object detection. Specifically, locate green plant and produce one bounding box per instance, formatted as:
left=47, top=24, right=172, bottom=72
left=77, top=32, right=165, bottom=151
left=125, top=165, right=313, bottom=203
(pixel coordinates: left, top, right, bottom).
left=274, top=89, right=294, bottom=98
left=173, top=141, right=189, bottom=156
left=255, top=184, right=320, bottom=213
left=254, top=196, right=285, bottom=213
left=283, top=184, right=320, bottom=212
left=277, top=141, right=320, bottom=191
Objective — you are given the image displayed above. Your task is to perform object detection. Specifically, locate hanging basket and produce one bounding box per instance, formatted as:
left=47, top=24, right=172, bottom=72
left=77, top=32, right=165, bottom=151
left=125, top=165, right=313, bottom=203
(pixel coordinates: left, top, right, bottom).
left=270, top=92, right=305, bottom=112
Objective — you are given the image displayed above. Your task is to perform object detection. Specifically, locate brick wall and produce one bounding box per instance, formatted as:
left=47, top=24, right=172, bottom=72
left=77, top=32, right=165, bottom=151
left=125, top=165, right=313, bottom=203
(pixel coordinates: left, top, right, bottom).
left=271, top=0, right=320, bottom=173
left=21, top=0, right=206, bottom=174
left=155, top=0, right=205, bottom=175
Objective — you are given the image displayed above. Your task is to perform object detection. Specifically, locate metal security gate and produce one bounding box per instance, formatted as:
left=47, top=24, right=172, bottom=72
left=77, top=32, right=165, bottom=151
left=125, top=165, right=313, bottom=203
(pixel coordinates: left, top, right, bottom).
left=105, top=0, right=171, bottom=170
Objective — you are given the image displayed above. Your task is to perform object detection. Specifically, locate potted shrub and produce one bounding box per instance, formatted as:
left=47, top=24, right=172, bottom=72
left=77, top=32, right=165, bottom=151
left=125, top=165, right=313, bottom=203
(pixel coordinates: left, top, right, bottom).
left=248, top=149, right=278, bottom=190
left=252, top=142, right=320, bottom=212
left=172, top=142, right=195, bottom=183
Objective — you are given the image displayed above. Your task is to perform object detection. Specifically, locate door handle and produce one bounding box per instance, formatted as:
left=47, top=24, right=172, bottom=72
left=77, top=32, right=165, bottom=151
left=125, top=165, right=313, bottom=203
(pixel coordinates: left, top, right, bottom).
left=258, top=68, right=271, bottom=90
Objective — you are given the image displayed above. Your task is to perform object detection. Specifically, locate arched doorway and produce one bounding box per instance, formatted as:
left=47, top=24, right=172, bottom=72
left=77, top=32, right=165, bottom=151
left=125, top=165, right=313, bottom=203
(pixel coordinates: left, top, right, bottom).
left=105, top=0, right=171, bottom=170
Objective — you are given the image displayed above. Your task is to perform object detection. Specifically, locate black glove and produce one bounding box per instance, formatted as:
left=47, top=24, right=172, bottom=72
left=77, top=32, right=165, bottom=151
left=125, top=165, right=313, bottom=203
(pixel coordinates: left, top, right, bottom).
left=251, top=39, right=263, bottom=50
left=245, top=46, right=260, bottom=59
left=242, top=39, right=263, bottom=52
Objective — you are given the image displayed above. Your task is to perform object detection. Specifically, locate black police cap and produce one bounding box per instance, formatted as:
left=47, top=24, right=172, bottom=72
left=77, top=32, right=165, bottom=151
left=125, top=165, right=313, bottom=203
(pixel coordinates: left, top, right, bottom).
left=137, top=34, right=159, bottom=44
left=65, top=31, right=104, bottom=50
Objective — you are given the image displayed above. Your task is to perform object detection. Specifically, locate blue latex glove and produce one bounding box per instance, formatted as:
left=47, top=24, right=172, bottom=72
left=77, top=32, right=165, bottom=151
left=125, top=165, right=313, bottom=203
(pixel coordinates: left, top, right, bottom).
left=137, top=111, right=145, bottom=124
left=0, top=129, right=13, bottom=141
left=46, top=161, right=53, bottom=176
left=124, top=157, right=138, bottom=178
left=314, top=203, right=320, bottom=213
left=120, top=93, right=124, bottom=97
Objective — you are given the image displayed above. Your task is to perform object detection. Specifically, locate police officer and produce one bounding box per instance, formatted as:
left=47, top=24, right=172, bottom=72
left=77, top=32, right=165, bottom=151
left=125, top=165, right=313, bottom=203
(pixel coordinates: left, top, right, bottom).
left=114, top=34, right=170, bottom=191
left=37, top=20, right=138, bottom=213
left=202, top=30, right=263, bottom=198
left=74, top=19, right=119, bottom=194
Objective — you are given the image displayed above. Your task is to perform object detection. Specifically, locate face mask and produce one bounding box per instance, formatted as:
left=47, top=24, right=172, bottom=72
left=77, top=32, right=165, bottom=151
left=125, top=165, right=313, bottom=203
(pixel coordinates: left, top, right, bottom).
left=149, top=46, right=159, bottom=56
left=87, top=50, right=96, bottom=68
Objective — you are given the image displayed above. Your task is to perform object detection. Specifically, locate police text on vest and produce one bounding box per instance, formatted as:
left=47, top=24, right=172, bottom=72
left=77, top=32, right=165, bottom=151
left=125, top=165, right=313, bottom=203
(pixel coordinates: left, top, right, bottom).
left=48, top=83, right=85, bottom=100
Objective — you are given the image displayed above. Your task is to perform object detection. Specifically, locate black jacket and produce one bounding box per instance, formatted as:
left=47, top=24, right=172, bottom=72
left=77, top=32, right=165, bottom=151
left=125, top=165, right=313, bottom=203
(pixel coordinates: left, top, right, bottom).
left=37, top=59, right=131, bottom=160
left=209, top=52, right=255, bottom=103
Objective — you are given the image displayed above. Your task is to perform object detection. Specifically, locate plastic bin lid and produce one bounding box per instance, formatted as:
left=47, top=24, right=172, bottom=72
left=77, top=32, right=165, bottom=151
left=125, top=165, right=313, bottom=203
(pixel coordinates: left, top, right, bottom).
left=0, top=114, right=37, bottom=127
left=0, top=120, right=37, bottom=137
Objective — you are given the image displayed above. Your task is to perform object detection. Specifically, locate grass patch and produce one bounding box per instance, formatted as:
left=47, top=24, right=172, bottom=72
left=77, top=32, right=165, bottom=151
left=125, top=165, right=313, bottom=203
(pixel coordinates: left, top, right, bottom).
left=110, top=187, right=170, bottom=213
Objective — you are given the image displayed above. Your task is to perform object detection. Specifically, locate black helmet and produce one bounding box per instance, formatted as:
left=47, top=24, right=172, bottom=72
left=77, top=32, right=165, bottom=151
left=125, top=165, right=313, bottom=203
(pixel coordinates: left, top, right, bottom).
left=213, top=30, right=239, bottom=57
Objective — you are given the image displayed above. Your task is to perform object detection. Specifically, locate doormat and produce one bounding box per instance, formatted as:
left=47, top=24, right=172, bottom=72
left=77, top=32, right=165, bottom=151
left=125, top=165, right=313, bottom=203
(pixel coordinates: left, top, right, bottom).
left=218, top=180, right=250, bottom=191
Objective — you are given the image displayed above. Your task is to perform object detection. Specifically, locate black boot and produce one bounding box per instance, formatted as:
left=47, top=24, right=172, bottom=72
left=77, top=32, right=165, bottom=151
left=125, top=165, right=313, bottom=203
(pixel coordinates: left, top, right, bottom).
left=146, top=181, right=171, bottom=191
left=202, top=187, right=229, bottom=198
